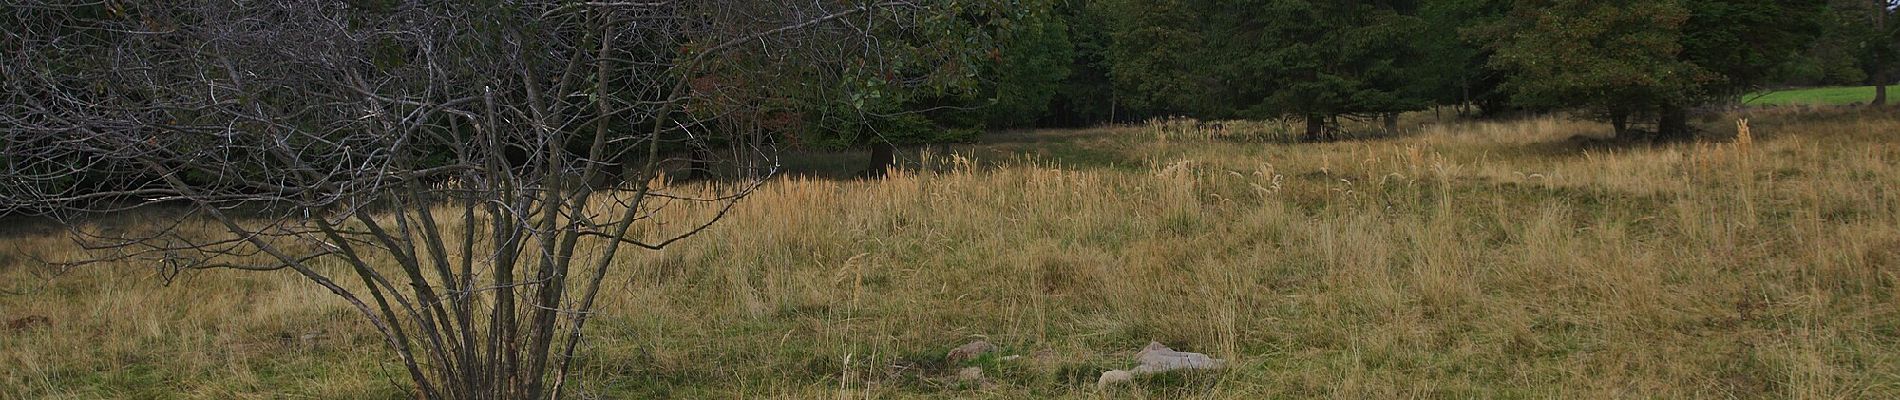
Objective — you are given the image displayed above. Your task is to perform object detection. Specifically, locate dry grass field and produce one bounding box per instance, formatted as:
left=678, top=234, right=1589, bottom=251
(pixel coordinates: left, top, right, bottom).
left=4, top=110, right=1900, bottom=398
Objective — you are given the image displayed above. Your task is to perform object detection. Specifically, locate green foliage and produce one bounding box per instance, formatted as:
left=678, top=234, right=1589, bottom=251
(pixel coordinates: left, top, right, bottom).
left=1100, top=0, right=1207, bottom=116
left=777, top=0, right=1847, bottom=138
left=1407, top=0, right=1515, bottom=114
left=1102, top=0, right=1429, bottom=136
left=1479, top=0, right=1817, bottom=137
left=1482, top=0, right=1713, bottom=114
left=776, top=0, right=1026, bottom=149
left=1774, top=35, right=1872, bottom=87
left=1045, top=2, right=1121, bottom=126
left=1680, top=0, right=1825, bottom=96
left=982, top=2, right=1075, bottom=127
left=11, top=0, right=1883, bottom=158
left=1248, top=0, right=1429, bottom=122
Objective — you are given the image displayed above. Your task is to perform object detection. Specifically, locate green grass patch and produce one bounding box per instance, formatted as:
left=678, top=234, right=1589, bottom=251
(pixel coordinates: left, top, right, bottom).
left=1745, top=86, right=1882, bottom=106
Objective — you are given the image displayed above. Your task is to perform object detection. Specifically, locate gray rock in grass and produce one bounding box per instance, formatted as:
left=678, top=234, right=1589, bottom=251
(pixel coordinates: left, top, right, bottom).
left=1098, top=341, right=1226, bottom=388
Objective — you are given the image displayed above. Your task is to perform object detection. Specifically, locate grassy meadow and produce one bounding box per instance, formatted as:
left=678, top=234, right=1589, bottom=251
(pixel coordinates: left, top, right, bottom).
left=4, top=110, right=1900, bottom=398
left=1746, top=86, right=1885, bottom=106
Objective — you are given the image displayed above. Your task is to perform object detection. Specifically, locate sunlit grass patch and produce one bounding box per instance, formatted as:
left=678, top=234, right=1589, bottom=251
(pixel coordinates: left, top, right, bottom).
left=1746, top=86, right=1882, bottom=106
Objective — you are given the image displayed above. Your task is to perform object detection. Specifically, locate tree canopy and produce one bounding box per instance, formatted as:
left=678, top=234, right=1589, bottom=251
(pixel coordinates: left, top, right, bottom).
left=930, top=0, right=1867, bottom=140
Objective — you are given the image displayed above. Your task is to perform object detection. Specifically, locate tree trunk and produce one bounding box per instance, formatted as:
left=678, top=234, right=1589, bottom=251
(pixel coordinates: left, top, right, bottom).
left=862, top=141, right=895, bottom=179
left=744, top=124, right=767, bottom=180
left=1656, top=105, right=1691, bottom=142
left=1459, top=75, right=1470, bottom=117
left=1382, top=112, right=1399, bottom=134
left=588, top=161, right=621, bottom=189
left=1876, top=0, right=1891, bottom=106
left=1610, top=110, right=1630, bottom=139
left=1303, top=115, right=1325, bottom=142
left=687, top=147, right=715, bottom=181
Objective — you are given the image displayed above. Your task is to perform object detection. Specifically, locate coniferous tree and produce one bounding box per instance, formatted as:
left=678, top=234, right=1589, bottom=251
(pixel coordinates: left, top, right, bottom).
left=1105, top=0, right=1429, bottom=140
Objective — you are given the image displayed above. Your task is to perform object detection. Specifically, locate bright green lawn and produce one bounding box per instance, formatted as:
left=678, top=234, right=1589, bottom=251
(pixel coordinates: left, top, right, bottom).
left=1745, top=85, right=1885, bottom=106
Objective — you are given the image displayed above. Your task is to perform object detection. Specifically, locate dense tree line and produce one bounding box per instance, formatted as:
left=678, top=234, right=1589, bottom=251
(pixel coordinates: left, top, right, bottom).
left=6, top=1, right=1894, bottom=178
left=889, top=0, right=1893, bottom=143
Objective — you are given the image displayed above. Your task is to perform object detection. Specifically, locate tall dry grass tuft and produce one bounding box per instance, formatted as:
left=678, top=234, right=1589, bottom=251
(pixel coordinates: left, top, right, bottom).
left=4, top=110, right=1900, bottom=398
left=1737, top=118, right=1754, bottom=147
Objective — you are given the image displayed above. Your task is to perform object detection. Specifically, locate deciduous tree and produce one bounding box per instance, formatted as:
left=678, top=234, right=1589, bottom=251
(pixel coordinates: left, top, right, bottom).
left=2, top=1, right=981, bottom=398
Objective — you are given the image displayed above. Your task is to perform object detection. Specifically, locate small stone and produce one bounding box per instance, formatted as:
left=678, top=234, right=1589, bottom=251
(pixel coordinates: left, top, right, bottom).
left=1097, top=370, right=1134, bottom=387
left=946, top=340, right=998, bottom=364
left=1131, top=341, right=1224, bottom=373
